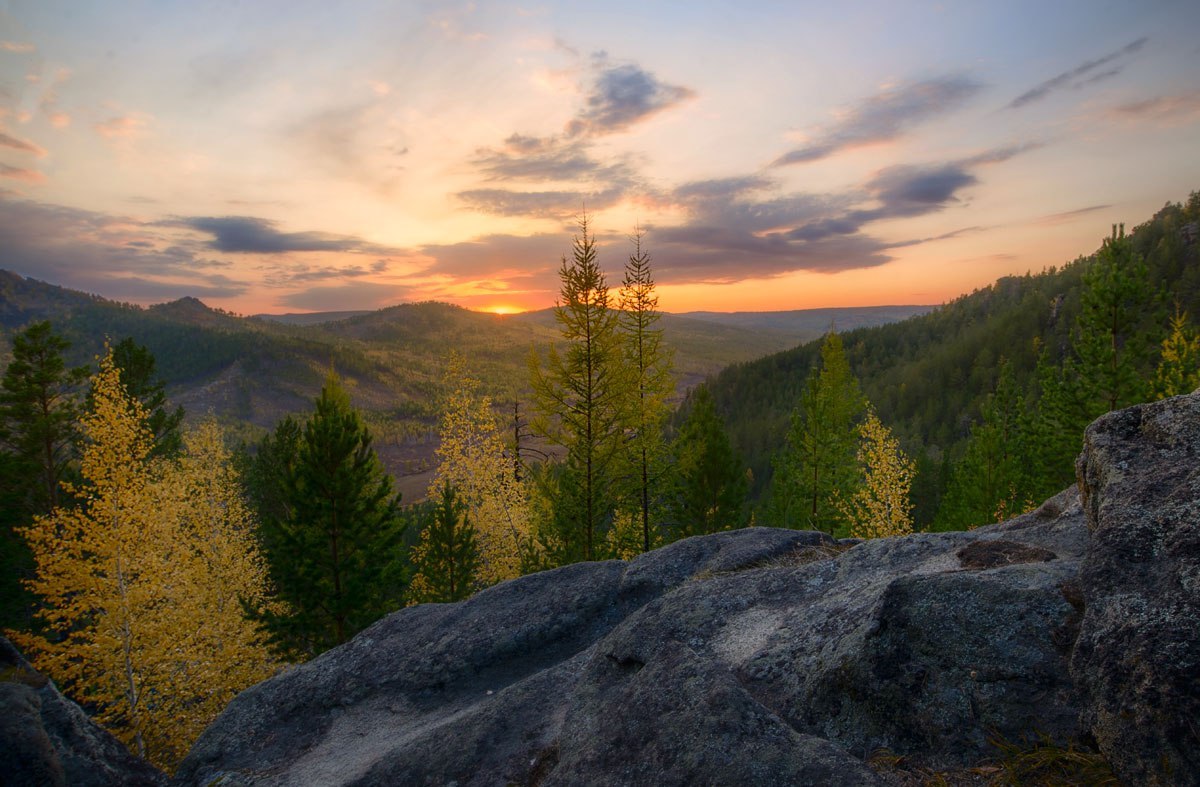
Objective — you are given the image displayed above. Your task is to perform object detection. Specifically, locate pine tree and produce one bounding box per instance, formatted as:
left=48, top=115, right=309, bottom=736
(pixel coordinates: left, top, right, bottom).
left=407, top=482, right=480, bottom=604
left=618, top=227, right=674, bottom=553
left=0, top=320, right=89, bottom=510
left=936, top=359, right=1031, bottom=529
left=1153, top=304, right=1200, bottom=398
left=771, top=332, right=866, bottom=534
left=664, top=385, right=748, bottom=539
left=1066, top=224, right=1161, bottom=416
left=431, top=354, right=532, bottom=585
left=10, top=350, right=275, bottom=770
left=110, top=337, right=185, bottom=457
left=252, top=372, right=406, bottom=658
left=837, top=410, right=915, bottom=540
left=0, top=321, right=88, bottom=630
left=530, top=215, right=628, bottom=563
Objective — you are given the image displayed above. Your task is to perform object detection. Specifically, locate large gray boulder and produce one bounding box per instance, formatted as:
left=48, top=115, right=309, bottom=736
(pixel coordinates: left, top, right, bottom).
left=0, top=636, right=165, bottom=787
left=177, top=503, right=1088, bottom=785
left=1074, top=391, right=1200, bottom=786
left=174, top=390, right=1200, bottom=786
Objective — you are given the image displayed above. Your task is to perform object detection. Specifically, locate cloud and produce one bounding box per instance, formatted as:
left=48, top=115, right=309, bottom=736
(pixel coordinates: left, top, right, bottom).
left=458, top=186, right=626, bottom=218
left=1009, top=37, right=1147, bottom=109
left=1033, top=204, right=1112, bottom=226
left=772, top=76, right=983, bottom=166
left=566, top=62, right=694, bottom=137
left=277, top=281, right=412, bottom=311
left=0, top=196, right=249, bottom=300
left=418, top=233, right=567, bottom=279
left=93, top=114, right=150, bottom=139
left=644, top=144, right=1035, bottom=282
left=1106, top=90, right=1200, bottom=124
left=0, top=130, right=46, bottom=156
left=178, top=216, right=406, bottom=256
left=0, top=163, right=44, bottom=183
left=458, top=56, right=690, bottom=217
left=0, top=41, right=35, bottom=53
left=473, top=135, right=627, bottom=182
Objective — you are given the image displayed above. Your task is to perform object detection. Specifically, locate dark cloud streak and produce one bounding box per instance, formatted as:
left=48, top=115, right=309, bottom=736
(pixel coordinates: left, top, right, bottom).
left=1009, top=37, right=1147, bottom=108
left=772, top=76, right=982, bottom=167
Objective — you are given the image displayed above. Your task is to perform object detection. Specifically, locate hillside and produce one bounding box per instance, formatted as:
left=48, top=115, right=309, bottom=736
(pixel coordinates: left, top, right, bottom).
left=706, top=195, right=1200, bottom=516
left=0, top=274, right=926, bottom=499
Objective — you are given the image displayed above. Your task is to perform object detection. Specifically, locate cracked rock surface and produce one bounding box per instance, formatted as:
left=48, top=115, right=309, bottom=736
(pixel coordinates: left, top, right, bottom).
left=174, top=392, right=1200, bottom=786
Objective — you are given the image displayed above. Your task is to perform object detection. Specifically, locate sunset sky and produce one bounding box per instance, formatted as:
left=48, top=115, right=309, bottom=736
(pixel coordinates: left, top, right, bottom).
left=1, top=1, right=1198, bottom=315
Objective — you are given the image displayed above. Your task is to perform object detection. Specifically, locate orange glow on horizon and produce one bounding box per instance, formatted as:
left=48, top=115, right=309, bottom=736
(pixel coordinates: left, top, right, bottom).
left=477, top=304, right=526, bottom=315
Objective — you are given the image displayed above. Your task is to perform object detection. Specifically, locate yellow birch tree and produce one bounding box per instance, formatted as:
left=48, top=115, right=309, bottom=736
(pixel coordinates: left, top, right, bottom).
left=431, top=354, right=533, bottom=585
left=11, top=351, right=275, bottom=770
left=837, top=410, right=915, bottom=540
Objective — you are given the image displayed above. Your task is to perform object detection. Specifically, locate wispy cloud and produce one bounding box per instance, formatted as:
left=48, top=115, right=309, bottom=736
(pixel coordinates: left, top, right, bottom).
left=0, top=41, right=35, bottom=53
left=93, top=113, right=150, bottom=139
left=0, top=196, right=248, bottom=299
left=1009, top=37, right=1147, bottom=109
left=178, top=215, right=406, bottom=256
left=644, top=143, right=1036, bottom=282
left=0, top=130, right=46, bottom=156
left=472, top=135, right=628, bottom=182
left=0, top=163, right=44, bottom=183
left=772, top=76, right=983, bottom=166
left=458, top=186, right=626, bottom=218
left=1106, top=90, right=1200, bottom=125
left=457, top=55, right=690, bottom=218
left=1033, top=204, right=1112, bottom=226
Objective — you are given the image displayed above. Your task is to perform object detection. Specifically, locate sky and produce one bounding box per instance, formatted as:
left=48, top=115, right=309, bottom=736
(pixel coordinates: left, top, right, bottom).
left=0, top=1, right=1198, bottom=315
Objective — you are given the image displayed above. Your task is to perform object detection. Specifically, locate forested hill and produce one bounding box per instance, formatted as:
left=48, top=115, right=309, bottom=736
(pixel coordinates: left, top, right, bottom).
left=708, top=195, right=1200, bottom=510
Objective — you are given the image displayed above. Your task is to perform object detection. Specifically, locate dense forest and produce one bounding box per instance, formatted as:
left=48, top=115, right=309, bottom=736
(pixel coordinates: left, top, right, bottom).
left=708, top=194, right=1200, bottom=525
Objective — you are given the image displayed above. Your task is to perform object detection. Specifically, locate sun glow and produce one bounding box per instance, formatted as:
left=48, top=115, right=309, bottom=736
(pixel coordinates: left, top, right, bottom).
left=479, top=304, right=524, bottom=315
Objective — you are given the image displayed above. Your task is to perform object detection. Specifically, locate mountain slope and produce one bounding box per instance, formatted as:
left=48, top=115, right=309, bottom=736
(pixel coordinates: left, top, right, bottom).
left=706, top=195, right=1200, bottom=509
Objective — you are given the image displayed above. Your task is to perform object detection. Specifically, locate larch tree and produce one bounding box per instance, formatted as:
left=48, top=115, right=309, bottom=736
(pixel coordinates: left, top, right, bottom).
left=664, top=384, right=748, bottom=539
left=12, top=350, right=275, bottom=770
left=618, top=227, right=674, bottom=553
left=432, top=354, right=532, bottom=584
left=837, top=410, right=915, bottom=540
left=1154, top=304, right=1200, bottom=398
left=530, top=215, right=628, bottom=563
left=252, top=372, right=406, bottom=658
left=407, top=481, right=480, bottom=604
left=771, top=331, right=866, bottom=535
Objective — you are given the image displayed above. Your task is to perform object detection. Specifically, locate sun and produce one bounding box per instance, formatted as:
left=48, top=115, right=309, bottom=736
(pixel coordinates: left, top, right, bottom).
left=480, top=304, right=523, bottom=315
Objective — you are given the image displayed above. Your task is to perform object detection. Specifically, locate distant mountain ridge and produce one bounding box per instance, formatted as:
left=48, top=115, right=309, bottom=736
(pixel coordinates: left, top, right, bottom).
left=0, top=270, right=929, bottom=499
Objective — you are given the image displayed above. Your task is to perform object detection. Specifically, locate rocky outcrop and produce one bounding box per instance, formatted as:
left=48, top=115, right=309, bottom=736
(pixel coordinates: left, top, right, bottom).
left=0, top=636, right=165, bottom=787
left=1073, top=391, right=1200, bottom=786
left=172, top=391, right=1200, bottom=786
left=177, top=501, right=1090, bottom=785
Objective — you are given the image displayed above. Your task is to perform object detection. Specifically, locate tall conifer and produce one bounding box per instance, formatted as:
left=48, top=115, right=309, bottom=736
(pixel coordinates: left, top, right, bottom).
left=530, top=215, right=627, bottom=563
left=253, top=372, right=405, bottom=658
left=618, top=228, right=673, bottom=553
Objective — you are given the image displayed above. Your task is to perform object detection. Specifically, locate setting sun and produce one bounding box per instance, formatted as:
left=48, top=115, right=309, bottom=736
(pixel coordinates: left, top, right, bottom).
left=479, top=305, right=525, bottom=315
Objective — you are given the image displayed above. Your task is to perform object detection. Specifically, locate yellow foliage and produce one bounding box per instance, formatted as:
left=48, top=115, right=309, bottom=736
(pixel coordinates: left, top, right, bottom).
left=1154, top=306, right=1200, bottom=399
left=431, top=354, right=535, bottom=585
left=605, top=509, right=660, bottom=560
left=10, top=350, right=276, bottom=771
left=837, top=410, right=915, bottom=540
